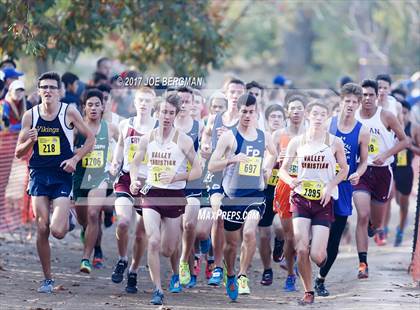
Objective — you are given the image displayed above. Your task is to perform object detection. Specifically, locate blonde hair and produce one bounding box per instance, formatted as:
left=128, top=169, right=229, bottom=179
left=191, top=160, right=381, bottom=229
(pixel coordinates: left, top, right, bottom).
left=136, top=86, right=156, bottom=97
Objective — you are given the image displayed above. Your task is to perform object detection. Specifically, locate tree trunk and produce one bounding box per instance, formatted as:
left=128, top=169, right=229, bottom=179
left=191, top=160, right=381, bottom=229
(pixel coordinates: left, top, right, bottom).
left=35, top=58, right=48, bottom=76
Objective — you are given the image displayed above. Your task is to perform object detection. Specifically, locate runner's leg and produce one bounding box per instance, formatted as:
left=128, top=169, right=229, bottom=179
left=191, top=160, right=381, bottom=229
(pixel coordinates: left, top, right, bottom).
left=32, top=196, right=52, bottom=279
left=293, top=217, right=312, bottom=292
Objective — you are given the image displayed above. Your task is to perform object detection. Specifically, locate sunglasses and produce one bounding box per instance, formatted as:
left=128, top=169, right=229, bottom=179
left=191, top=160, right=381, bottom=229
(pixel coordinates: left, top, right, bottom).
left=39, top=85, right=59, bottom=90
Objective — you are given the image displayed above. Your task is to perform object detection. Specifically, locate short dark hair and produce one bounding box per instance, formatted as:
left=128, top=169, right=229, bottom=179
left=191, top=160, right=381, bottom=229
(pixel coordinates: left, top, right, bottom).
left=228, top=78, right=245, bottom=87
left=400, top=99, right=411, bottom=111
left=83, top=89, right=104, bottom=106
left=38, top=71, right=61, bottom=89
left=237, top=93, right=257, bottom=110
left=341, top=83, right=363, bottom=100
left=339, top=76, right=353, bottom=87
left=284, top=94, right=308, bottom=110
left=93, top=71, right=108, bottom=85
left=61, top=72, right=79, bottom=88
left=0, top=59, right=17, bottom=68
left=246, top=81, right=263, bottom=90
left=97, top=57, right=110, bottom=68
left=265, top=104, right=285, bottom=121
left=361, top=79, right=378, bottom=95
left=97, top=83, right=112, bottom=94
left=165, top=94, right=181, bottom=114
left=391, top=88, right=407, bottom=99
left=177, top=86, right=193, bottom=94
left=376, top=74, right=392, bottom=85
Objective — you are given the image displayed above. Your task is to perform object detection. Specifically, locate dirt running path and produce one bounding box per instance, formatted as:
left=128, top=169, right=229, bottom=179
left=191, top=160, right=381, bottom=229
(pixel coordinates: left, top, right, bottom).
left=0, top=198, right=419, bottom=310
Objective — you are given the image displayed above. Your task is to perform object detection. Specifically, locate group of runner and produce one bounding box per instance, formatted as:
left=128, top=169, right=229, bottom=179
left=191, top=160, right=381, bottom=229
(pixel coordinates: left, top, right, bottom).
left=15, top=72, right=419, bottom=305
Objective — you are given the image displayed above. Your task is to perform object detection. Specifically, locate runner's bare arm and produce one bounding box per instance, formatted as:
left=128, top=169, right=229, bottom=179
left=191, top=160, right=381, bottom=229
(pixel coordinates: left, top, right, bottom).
left=208, top=130, right=241, bottom=172
left=61, top=105, right=95, bottom=173
left=109, top=122, right=119, bottom=142
left=320, top=138, right=348, bottom=207
left=263, top=132, right=278, bottom=181
left=15, top=110, right=36, bottom=159
left=278, top=137, right=299, bottom=188
left=409, top=122, right=420, bottom=156
left=180, top=134, right=202, bottom=182
left=330, top=138, right=349, bottom=187
left=67, top=105, right=95, bottom=160
left=271, top=129, right=282, bottom=155
left=396, top=101, right=404, bottom=125
left=349, top=126, right=369, bottom=185
left=200, top=114, right=216, bottom=159
left=110, top=121, right=126, bottom=174
left=129, top=135, right=148, bottom=187
left=375, top=110, right=409, bottom=164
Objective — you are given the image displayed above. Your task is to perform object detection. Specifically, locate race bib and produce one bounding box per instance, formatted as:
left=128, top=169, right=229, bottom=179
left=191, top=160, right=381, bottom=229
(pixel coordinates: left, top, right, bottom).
left=368, top=137, right=379, bottom=155
left=82, top=150, right=104, bottom=168
left=289, top=160, right=298, bottom=176
left=301, top=181, right=324, bottom=200
left=396, top=150, right=407, bottom=167
left=267, top=169, right=279, bottom=186
left=128, top=144, right=138, bottom=163
left=239, top=157, right=262, bottom=177
left=150, top=165, right=173, bottom=186
left=38, top=136, right=61, bottom=156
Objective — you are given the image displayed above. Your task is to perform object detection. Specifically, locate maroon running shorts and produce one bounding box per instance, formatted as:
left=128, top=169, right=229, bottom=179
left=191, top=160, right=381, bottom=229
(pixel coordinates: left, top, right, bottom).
left=353, top=165, right=392, bottom=203
left=142, top=188, right=186, bottom=218
left=290, top=192, right=334, bottom=227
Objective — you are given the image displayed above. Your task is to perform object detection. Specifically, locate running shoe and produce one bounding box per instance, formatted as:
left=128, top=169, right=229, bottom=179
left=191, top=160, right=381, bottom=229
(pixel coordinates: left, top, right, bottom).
left=93, top=247, right=104, bottom=269
left=38, top=279, right=54, bottom=293
left=179, top=261, right=191, bottom=286
left=169, top=274, right=182, bottom=293
left=367, top=221, right=376, bottom=238
left=279, top=257, right=288, bottom=271
left=394, top=226, right=403, bottom=247
left=205, top=259, right=215, bottom=280
left=260, top=268, right=273, bottom=286
left=125, top=272, right=138, bottom=294
left=111, top=259, right=128, bottom=283
left=186, top=275, right=197, bottom=288
left=150, top=288, right=164, bottom=305
left=93, top=256, right=104, bottom=269
left=238, top=275, right=250, bottom=295
left=273, top=237, right=285, bottom=263
left=80, top=259, right=92, bottom=274
left=298, top=291, right=315, bottom=305
left=226, top=275, right=238, bottom=301
left=193, top=255, right=201, bottom=277
left=200, top=238, right=211, bottom=254
left=374, top=229, right=387, bottom=246
left=284, top=274, right=297, bottom=292
left=208, top=266, right=223, bottom=286
left=357, top=262, right=369, bottom=279
left=314, top=278, right=329, bottom=296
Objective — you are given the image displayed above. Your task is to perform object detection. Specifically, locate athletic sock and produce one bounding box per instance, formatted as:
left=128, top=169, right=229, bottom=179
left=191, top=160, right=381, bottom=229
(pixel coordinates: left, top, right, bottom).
left=358, top=252, right=367, bottom=265
left=119, top=256, right=128, bottom=262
